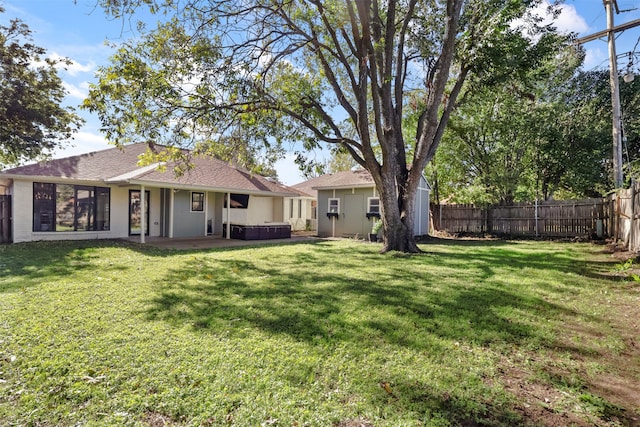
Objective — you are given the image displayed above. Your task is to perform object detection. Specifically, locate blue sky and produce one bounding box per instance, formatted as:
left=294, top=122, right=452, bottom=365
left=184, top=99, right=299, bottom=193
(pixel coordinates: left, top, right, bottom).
left=2, top=0, right=640, bottom=184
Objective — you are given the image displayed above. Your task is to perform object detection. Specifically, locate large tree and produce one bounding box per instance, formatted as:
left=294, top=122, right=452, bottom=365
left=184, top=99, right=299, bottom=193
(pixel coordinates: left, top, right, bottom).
left=85, top=0, right=563, bottom=252
left=430, top=65, right=640, bottom=204
left=0, top=9, right=83, bottom=167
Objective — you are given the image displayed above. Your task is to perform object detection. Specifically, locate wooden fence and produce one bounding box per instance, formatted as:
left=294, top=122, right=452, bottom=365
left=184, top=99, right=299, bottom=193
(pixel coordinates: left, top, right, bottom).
left=0, top=195, right=11, bottom=244
left=610, top=181, right=640, bottom=251
left=433, top=198, right=611, bottom=238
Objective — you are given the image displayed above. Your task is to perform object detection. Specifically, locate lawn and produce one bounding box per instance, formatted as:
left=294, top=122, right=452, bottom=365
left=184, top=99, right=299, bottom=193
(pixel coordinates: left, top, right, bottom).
left=0, top=238, right=638, bottom=426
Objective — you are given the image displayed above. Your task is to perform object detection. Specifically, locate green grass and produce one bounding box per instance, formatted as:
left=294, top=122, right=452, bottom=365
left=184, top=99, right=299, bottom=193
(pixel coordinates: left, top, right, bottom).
left=0, top=238, right=638, bottom=426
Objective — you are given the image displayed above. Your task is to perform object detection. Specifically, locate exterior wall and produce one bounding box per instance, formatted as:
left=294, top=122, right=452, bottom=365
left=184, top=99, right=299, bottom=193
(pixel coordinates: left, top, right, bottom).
left=222, top=195, right=282, bottom=225
left=172, top=189, right=206, bottom=238
left=12, top=179, right=132, bottom=243
left=0, top=178, right=10, bottom=195
left=10, top=179, right=292, bottom=243
left=317, top=180, right=430, bottom=238
left=415, top=177, right=431, bottom=236
left=213, top=193, right=225, bottom=235
left=223, top=199, right=249, bottom=224
left=317, top=187, right=378, bottom=238
left=247, top=196, right=274, bottom=224
left=272, top=196, right=284, bottom=223
left=284, top=197, right=315, bottom=231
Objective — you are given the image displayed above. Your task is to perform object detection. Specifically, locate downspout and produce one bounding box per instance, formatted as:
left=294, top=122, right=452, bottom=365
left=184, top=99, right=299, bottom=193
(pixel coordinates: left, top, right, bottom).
left=140, top=184, right=146, bottom=244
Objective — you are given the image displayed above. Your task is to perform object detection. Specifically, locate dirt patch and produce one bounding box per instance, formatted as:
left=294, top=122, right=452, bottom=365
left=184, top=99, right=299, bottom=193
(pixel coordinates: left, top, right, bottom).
left=498, top=363, right=591, bottom=426
left=142, top=412, right=177, bottom=427
left=333, top=419, right=375, bottom=427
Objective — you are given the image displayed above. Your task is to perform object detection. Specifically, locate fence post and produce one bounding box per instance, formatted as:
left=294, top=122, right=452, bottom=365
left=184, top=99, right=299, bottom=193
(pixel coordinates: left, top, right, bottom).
left=631, top=180, right=637, bottom=251
left=535, top=199, right=539, bottom=237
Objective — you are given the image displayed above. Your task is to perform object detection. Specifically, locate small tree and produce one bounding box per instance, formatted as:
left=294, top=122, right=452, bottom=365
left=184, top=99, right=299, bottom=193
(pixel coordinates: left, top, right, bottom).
left=0, top=9, right=83, bottom=167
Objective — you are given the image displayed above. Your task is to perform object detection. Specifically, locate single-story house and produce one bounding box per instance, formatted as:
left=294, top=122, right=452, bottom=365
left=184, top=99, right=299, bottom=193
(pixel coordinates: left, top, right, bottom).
left=293, top=169, right=430, bottom=239
left=0, top=143, right=299, bottom=244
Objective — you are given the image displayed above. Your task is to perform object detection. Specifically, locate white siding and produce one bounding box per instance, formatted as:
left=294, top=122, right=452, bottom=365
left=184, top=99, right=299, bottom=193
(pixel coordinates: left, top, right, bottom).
left=222, top=195, right=283, bottom=225
left=248, top=196, right=274, bottom=224
left=284, top=197, right=315, bottom=231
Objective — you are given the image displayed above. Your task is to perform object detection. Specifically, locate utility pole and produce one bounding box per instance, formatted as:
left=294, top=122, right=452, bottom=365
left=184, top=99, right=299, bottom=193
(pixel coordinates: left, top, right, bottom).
left=576, top=1, right=640, bottom=188
left=605, top=0, right=624, bottom=188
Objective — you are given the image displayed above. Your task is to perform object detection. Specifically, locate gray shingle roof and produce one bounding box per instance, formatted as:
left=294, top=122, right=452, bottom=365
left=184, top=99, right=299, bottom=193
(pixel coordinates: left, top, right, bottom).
left=292, top=169, right=375, bottom=198
left=1, top=143, right=297, bottom=196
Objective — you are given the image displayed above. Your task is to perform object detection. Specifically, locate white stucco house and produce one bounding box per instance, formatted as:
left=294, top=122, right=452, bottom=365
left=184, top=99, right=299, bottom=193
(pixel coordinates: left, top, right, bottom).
left=0, top=143, right=299, bottom=244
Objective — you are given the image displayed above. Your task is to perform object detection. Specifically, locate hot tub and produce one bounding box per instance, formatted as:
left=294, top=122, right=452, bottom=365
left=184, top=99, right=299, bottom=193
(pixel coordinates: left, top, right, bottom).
left=222, top=223, right=291, bottom=240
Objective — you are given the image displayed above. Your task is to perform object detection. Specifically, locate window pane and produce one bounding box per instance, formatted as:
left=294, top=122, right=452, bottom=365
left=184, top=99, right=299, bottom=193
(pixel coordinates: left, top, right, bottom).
left=33, top=183, right=110, bottom=232
left=369, top=198, right=380, bottom=214
left=33, top=183, right=55, bottom=231
left=56, top=184, right=75, bottom=231
left=329, top=199, right=339, bottom=213
left=191, top=192, right=204, bottom=211
left=96, top=188, right=110, bottom=230
left=75, top=187, right=95, bottom=231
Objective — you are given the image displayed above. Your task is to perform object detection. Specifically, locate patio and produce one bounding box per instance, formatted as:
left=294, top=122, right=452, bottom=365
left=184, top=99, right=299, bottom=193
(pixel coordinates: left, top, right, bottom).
left=128, top=232, right=318, bottom=250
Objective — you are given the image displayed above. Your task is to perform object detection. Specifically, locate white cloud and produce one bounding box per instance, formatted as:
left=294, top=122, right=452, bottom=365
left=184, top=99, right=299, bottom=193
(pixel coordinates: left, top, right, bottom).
left=512, top=1, right=589, bottom=36
left=48, top=52, right=96, bottom=76
left=63, top=81, right=90, bottom=100
left=553, top=3, right=590, bottom=35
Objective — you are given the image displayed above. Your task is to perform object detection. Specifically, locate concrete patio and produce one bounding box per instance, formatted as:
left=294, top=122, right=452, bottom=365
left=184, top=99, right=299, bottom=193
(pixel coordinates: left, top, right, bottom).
left=127, top=232, right=319, bottom=250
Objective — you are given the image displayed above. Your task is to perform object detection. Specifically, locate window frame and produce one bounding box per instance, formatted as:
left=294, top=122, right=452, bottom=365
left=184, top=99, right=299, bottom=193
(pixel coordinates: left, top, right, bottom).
left=224, top=193, right=250, bottom=209
left=366, top=197, right=381, bottom=219
left=191, top=191, right=205, bottom=212
left=327, top=198, right=340, bottom=219
left=33, top=182, right=110, bottom=232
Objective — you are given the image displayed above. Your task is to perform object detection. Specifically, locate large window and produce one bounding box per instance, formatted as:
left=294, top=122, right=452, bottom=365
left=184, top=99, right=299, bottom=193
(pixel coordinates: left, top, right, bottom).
left=33, top=183, right=110, bottom=232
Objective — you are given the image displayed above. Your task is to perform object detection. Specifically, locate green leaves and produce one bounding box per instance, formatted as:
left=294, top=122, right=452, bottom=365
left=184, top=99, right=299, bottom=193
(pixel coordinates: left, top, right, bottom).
left=0, top=10, right=83, bottom=167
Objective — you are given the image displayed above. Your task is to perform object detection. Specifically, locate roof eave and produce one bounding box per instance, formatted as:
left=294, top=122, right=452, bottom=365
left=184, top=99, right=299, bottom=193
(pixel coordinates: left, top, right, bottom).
left=124, top=179, right=297, bottom=197
left=312, top=184, right=374, bottom=190
left=0, top=173, right=108, bottom=186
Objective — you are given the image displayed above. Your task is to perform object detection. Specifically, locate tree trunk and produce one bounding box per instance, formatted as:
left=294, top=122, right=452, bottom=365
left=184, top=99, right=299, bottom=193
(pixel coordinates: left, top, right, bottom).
left=377, top=170, right=422, bottom=253
left=382, top=210, right=421, bottom=253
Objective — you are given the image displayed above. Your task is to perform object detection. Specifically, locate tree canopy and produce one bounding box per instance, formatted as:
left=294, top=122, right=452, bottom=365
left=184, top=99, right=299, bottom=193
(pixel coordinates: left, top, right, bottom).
left=85, top=0, right=570, bottom=252
left=429, top=65, right=640, bottom=205
left=0, top=8, right=83, bottom=167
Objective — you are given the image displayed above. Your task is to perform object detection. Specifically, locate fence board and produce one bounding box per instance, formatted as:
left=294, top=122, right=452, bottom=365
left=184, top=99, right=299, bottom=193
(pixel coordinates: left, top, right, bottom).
left=433, top=198, right=609, bottom=238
